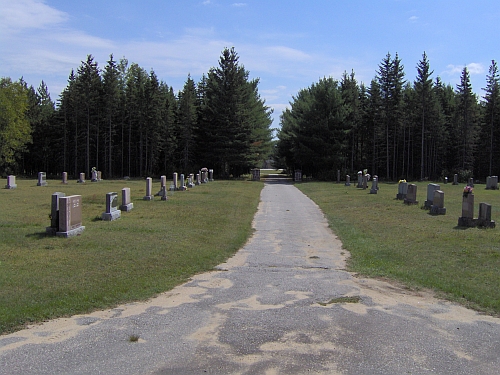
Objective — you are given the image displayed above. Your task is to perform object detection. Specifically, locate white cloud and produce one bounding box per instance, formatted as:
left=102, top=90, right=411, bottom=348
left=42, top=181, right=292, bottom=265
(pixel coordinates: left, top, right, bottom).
left=0, top=0, right=68, bottom=32
left=232, top=3, right=247, bottom=7
left=445, top=63, right=485, bottom=76
left=409, top=16, right=418, bottom=23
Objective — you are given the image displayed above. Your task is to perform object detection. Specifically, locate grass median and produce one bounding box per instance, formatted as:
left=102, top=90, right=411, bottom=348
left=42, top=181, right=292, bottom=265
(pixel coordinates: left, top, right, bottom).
left=0, top=177, right=263, bottom=334
left=296, top=181, right=500, bottom=316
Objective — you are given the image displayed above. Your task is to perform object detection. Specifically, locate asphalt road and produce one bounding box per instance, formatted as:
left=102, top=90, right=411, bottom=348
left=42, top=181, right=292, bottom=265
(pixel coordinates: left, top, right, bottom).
left=1, top=176, right=499, bottom=374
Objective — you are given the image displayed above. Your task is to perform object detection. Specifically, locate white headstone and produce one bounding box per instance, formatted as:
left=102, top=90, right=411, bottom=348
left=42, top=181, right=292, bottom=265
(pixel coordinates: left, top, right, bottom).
left=143, top=177, right=153, bottom=200
left=102, top=192, right=121, bottom=221
left=5, top=175, right=17, bottom=189
left=120, top=187, right=134, bottom=212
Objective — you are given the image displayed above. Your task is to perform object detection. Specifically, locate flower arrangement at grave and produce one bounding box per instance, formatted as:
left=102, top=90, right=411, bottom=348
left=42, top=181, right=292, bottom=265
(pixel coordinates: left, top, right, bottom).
left=463, top=185, right=473, bottom=198
left=399, top=179, right=406, bottom=184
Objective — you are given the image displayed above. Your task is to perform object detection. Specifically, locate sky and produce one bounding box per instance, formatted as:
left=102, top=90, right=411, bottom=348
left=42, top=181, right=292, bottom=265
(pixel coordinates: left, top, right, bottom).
left=1, top=0, right=499, bottom=130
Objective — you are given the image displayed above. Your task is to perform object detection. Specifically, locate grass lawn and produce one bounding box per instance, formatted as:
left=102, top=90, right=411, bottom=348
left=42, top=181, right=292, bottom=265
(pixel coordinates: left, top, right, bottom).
left=0, top=177, right=263, bottom=334
left=295, top=180, right=500, bottom=316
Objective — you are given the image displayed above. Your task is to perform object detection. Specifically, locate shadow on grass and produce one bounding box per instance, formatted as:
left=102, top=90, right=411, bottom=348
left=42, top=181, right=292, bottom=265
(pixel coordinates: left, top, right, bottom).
left=25, top=231, right=50, bottom=239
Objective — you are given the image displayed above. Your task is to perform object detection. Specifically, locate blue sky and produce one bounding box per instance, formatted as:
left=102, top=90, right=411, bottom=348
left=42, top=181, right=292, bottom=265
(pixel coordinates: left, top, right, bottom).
left=1, top=0, right=499, bottom=129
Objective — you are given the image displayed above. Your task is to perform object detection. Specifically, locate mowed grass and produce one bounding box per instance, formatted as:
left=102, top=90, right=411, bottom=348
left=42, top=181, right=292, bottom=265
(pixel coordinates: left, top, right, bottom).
left=296, top=181, right=500, bottom=316
left=0, top=177, right=263, bottom=334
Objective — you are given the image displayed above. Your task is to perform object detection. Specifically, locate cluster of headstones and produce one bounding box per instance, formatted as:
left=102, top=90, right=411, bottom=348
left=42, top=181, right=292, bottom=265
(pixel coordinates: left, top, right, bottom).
left=144, top=169, right=214, bottom=201
left=395, top=178, right=496, bottom=228
left=4, top=171, right=103, bottom=189
left=343, top=172, right=379, bottom=194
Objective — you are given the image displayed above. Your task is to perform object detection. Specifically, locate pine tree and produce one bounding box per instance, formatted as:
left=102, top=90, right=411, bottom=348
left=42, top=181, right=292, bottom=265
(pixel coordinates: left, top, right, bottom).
left=176, top=74, right=198, bottom=172
left=482, top=60, right=500, bottom=176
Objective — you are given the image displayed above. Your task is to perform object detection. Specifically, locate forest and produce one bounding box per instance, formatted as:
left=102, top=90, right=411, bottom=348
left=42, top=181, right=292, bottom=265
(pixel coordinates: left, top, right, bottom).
left=276, top=53, right=500, bottom=182
left=1, top=50, right=499, bottom=182
left=0, top=48, right=273, bottom=179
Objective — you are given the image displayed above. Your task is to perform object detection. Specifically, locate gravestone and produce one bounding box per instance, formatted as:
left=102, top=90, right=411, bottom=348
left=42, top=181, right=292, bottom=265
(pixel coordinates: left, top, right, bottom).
left=37, top=172, right=48, bottom=186
left=56, top=195, right=85, bottom=237
left=119, top=187, right=134, bottom=212
left=209, top=169, right=214, bottom=181
left=430, top=190, right=446, bottom=215
left=345, top=175, right=350, bottom=186
left=143, top=177, right=153, bottom=200
left=444, top=176, right=448, bottom=184
left=188, top=174, right=195, bottom=188
left=160, top=175, right=167, bottom=189
left=357, top=172, right=363, bottom=188
left=5, top=175, right=17, bottom=189
left=458, top=192, right=475, bottom=227
left=424, top=183, right=441, bottom=209
left=294, top=170, right=302, bottom=182
left=337, top=170, right=340, bottom=184
left=91, top=170, right=98, bottom=182
left=196, top=173, right=201, bottom=186
left=467, top=177, right=474, bottom=187
left=404, top=184, right=418, bottom=205
left=396, top=182, right=408, bottom=200
left=97, top=171, right=102, bottom=181
left=486, top=176, right=499, bottom=190
left=477, top=203, right=495, bottom=228
left=369, top=177, right=378, bottom=194
left=362, top=175, right=368, bottom=189
left=201, top=168, right=208, bottom=183
left=179, top=174, right=187, bottom=191
left=62, top=172, right=68, bottom=184
left=77, top=173, right=85, bottom=183
left=172, top=173, right=178, bottom=190
left=251, top=168, right=260, bottom=181
left=46, top=192, right=66, bottom=234
left=102, top=192, right=121, bottom=221
left=453, top=174, right=458, bottom=185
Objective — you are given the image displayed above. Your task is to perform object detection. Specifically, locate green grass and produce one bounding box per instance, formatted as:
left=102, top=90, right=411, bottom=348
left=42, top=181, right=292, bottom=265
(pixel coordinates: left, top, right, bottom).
left=296, top=181, right=500, bottom=316
left=0, top=177, right=263, bottom=334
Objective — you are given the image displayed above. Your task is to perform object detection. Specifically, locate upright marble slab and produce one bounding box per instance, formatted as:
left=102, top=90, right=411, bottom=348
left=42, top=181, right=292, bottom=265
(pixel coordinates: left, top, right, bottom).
left=102, top=192, right=121, bottom=221
left=56, top=195, right=85, bottom=237
left=119, top=187, right=134, bottom=212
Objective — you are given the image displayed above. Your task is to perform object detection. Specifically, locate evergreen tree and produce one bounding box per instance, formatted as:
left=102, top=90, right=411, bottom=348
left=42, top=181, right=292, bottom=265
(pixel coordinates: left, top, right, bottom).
left=200, top=47, right=272, bottom=177
left=482, top=60, right=500, bottom=176
left=455, top=67, right=480, bottom=173
left=176, top=74, right=198, bottom=172
left=102, top=54, right=121, bottom=177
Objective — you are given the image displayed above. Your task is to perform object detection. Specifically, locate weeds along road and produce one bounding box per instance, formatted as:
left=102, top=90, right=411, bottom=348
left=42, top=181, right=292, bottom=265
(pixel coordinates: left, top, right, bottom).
left=1, top=176, right=500, bottom=374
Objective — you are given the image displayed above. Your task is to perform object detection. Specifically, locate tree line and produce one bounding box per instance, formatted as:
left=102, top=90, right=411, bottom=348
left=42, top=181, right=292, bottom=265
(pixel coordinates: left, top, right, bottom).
left=0, top=47, right=273, bottom=179
left=276, top=52, right=500, bottom=182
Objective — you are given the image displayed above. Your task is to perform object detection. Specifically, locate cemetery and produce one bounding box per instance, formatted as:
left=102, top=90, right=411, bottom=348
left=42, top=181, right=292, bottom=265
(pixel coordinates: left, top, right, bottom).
left=0, top=173, right=499, bottom=336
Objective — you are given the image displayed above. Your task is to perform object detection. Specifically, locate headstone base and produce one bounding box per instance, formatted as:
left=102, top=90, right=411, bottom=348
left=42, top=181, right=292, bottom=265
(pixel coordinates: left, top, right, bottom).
left=423, top=200, right=433, bottom=209
left=179, top=186, right=187, bottom=191
left=430, top=206, right=446, bottom=215
left=457, top=217, right=496, bottom=228
left=56, top=226, right=85, bottom=238
left=77, top=180, right=85, bottom=183
left=5, top=184, right=17, bottom=189
left=46, top=226, right=57, bottom=235
left=485, top=186, right=499, bottom=190
left=143, top=195, right=153, bottom=201
left=369, top=188, right=377, bottom=194
left=188, top=183, right=195, bottom=188
left=102, top=211, right=121, bottom=221
left=344, top=182, right=350, bottom=186
left=396, top=193, right=406, bottom=200
left=119, top=203, right=134, bottom=212
left=403, top=198, right=418, bottom=205
left=37, top=182, right=48, bottom=186
left=161, top=195, right=168, bottom=201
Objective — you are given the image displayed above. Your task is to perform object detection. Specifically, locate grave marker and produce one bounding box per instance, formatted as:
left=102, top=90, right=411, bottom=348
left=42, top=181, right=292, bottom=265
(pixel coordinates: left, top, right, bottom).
left=119, top=187, right=134, bottom=212
left=5, top=175, right=17, bottom=189
left=62, top=172, right=68, bottom=184
left=102, top=192, right=121, bottom=221
left=396, top=181, right=408, bottom=200
left=252, top=168, right=261, bottom=181
left=478, top=203, right=495, bottom=228
left=143, top=177, right=153, bottom=200
left=345, top=175, right=350, bottom=186
left=37, top=172, right=48, bottom=186
left=369, top=177, right=378, bottom=194
left=294, top=170, right=302, bottom=182
left=196, top=173, right=201, bottom=186
left=453, top=174, right=458, bottom=185
left=179, top=174, right=187, bottom=191
left=404, top=184, right=418, bottom=205
left=424, top=183, right=441, bottom=209
left=56, top=195, right=85, bottom=237
left=77, top=173, right=85, bottom=183
left=209, top=169, right=214, bottom=181
left=486, top=176, right=499, bottom=190
left=430, top=190, right=446, bottom=215
left=91, top=169, right=98, bottom=182
left=46, top=192, right=66, bottom=234
left=172, top=173, right=178, bottom=190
